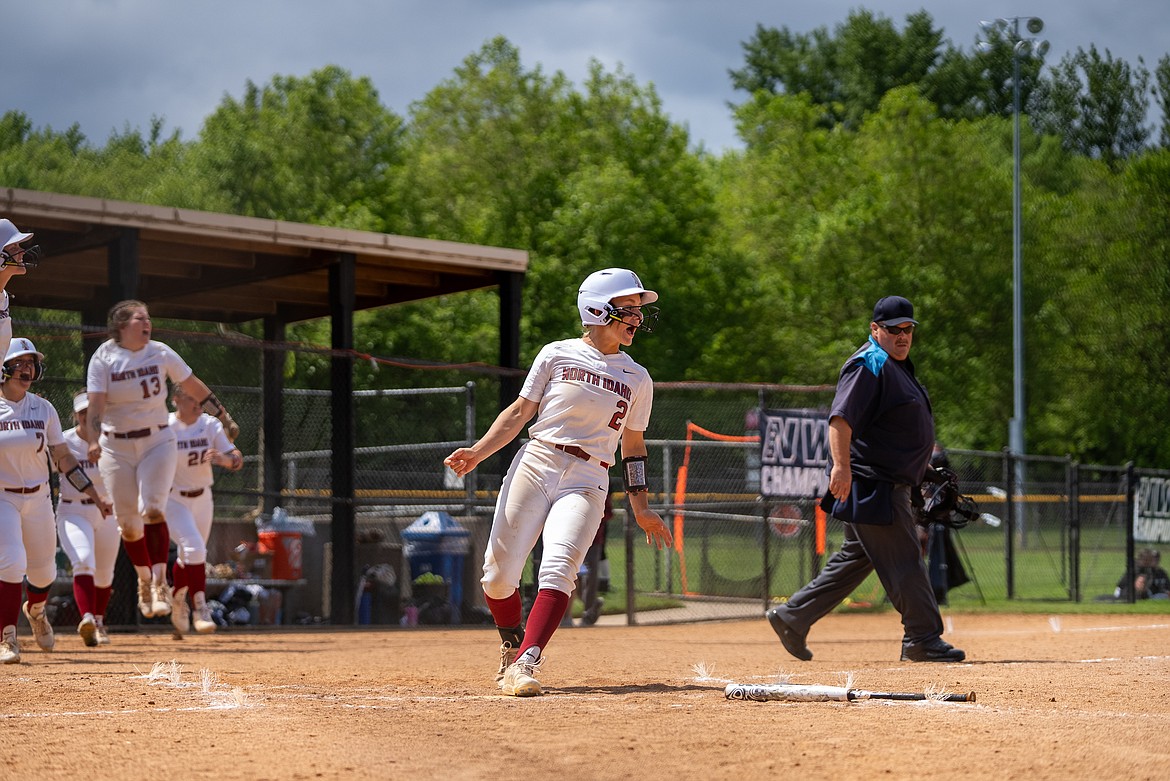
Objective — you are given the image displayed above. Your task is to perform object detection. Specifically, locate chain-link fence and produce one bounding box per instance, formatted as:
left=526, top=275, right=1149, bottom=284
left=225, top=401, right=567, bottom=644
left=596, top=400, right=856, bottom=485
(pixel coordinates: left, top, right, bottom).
left=19, top=310, right=1168, bottom=627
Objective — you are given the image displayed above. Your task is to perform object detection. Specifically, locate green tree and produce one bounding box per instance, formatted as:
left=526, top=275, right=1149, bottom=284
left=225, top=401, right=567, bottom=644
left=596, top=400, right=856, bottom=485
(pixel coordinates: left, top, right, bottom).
left=192, top=65, right=404, bottom=229
left=729, top=9, right=944, bottom=129
left=1154, top=55, right=1170, bottom=148
left=391, top=38, right=721, bottom=376
left=1031, top=46, right=1152, bottom=169
left=0, top=110, right=197, bottom=204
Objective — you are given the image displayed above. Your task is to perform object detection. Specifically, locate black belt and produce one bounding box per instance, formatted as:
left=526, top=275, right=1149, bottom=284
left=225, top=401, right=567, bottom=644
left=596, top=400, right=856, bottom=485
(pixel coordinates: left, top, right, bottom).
left=4, top=484, right=43, bottom=494
left=552, top=443, right=611, bottom=469
left=113, top=424, right=168, bottom=440
left=61, top=497, right=95, bottom=505
left=177, top=488, right=205, bottom=498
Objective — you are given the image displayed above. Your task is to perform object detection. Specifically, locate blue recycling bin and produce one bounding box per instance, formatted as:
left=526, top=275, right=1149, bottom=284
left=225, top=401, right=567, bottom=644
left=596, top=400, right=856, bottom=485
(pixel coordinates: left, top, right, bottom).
left=402, top=511, right=470, bottom=624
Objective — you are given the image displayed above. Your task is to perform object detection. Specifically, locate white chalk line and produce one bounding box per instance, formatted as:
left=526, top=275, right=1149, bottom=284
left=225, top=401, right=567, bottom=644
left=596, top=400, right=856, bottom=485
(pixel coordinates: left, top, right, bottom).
left=943, top=615, right=1170, bottom=637
left=1, top=659, right=261, bottom=720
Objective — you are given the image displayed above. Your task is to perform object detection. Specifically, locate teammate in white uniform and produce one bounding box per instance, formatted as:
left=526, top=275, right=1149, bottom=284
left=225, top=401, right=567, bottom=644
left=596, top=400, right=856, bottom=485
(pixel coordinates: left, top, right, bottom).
left=0, top=340, right=110, bottom=664
left=0, top=218, right=41, bottom=361
left=86, top=300, right=239, bottom=622
left=56, top=390, right=118, bottom=647
left=444, top=268, right=673, bottom=697
left=165, top=384, right=242, bottom=636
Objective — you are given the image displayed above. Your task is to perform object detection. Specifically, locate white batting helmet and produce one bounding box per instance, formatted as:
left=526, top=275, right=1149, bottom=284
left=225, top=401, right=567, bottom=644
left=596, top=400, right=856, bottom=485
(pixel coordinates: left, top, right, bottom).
left=0, top=219, right=33, bottom=251
left=577, top=268, right=658, bottom=327
left=2, top=337, right=45, bottom=382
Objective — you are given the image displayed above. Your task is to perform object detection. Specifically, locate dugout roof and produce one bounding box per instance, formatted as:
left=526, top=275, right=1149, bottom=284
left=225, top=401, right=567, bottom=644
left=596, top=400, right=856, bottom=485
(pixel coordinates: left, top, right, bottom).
left=2, top=188, right=528, bottom=323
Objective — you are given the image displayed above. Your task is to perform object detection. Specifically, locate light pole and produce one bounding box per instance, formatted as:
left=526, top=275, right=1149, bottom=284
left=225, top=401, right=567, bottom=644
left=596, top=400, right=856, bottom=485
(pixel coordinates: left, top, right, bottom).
left=977, top=17, right=1049, bottom=459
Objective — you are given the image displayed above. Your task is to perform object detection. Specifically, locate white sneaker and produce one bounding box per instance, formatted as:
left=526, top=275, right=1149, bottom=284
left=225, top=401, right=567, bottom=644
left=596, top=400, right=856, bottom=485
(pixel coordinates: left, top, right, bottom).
left=151, top=582, right=173, bottom=617
left=192, top=603, right=217, bottom=634
left=495, top=641, right=519, bottom=684
left=499, top=652, right=544, bottom=697
left=170, top=586, right=190, bottom=636
left=94, top=617, right=110, bottom=645
left=137, top=580, right=155, bottom=618
left=78, top=613, right=98, bottom=647
left=0, top=626, right=19, bottom=664
left=22, top=601, right=55, bottom=651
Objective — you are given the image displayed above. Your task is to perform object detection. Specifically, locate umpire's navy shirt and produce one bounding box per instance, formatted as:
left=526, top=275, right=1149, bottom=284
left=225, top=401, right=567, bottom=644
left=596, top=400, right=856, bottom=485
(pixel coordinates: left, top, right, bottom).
left=829, top=335, right=935, bottom=486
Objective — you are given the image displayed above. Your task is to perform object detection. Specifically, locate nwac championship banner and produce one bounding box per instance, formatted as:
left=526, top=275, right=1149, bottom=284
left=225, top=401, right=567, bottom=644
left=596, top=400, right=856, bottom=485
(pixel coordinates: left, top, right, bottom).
left=1135, top=476, right=1170, bottom=543
left=759, top=408, right=829, bottom=499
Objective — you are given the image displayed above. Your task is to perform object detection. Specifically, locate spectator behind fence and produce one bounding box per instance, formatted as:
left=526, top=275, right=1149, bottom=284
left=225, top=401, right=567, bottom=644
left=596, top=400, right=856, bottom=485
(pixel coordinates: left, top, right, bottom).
left=1115, top=548, right=1170, bottom=600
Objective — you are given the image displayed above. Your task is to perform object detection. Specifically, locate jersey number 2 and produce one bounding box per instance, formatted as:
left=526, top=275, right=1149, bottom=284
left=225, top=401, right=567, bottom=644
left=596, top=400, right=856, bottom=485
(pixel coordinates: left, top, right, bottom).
left=607, top=400, right=628, bottom=431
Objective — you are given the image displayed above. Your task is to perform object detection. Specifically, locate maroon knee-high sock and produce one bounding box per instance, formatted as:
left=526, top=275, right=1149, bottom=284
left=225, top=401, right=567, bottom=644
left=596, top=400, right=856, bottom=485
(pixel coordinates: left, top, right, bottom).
left=186, top=563, right=206, bottom=603
left=0, top=580, right=22, bottom=629
left=26, top=582, right=50, bottom=609
left=122, top=536, right=150, bottom=568
left=484, top=590, right=523, bottom=629
left=514, top=588, right=569, bottom=661
left=73, top=574, right=96, bottom=616
left=172, top=562, right=187, bottom=593
left=95, top=585, right=112, bottom=618
left=143, top=523, right=170, bottom=568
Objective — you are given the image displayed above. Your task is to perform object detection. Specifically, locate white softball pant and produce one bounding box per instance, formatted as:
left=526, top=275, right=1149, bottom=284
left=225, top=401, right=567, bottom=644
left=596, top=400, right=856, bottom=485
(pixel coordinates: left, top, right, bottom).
left=56, top=501, right=120, bottom=587
left=481, top=440, right=608, bottom=599
left=98, top=427, right=177, bottom=540
left=166, top=488, right=213, bottom=566
left=0, top=490, right=57, bottom=587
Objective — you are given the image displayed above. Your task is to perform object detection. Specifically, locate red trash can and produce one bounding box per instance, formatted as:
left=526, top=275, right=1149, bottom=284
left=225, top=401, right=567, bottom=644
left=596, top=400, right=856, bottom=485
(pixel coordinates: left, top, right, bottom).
left=258, top=531, right=303, bottom=579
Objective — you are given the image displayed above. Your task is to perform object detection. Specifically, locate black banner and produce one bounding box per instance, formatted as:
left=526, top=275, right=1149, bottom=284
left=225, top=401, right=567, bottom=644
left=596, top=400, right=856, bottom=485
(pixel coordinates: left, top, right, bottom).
left=759, top=408, right=830, bottom=498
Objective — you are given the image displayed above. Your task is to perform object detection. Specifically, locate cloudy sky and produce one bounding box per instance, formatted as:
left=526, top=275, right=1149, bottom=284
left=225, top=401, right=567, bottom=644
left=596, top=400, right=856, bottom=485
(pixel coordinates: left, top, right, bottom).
left=4, top=1, right=1167, bottom=154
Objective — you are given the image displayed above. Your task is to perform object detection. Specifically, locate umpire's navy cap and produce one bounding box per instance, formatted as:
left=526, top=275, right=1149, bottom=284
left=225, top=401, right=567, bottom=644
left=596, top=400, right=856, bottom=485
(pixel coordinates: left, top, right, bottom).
left=872, top=295, right=918, bottom=326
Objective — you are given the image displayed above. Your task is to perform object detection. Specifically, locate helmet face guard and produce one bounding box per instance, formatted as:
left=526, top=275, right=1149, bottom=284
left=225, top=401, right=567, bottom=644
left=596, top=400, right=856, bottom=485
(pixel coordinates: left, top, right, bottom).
left=1, top=243, right=42, bottom=269
left=577, top=268, right=659, bottom=331
left=606, top=303, right=660, bottom=333
left=2, top=338, right=45, bottom=383
left=0, top=219, right=40, bottom=270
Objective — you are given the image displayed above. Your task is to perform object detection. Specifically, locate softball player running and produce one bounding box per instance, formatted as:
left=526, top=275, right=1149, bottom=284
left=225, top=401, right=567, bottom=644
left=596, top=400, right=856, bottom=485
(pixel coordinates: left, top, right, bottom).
left=444, top=268, right=672, bottom=697
left=86, top=301, right=239, bottom=622
left=165, top=384, right=242, bottom=636
left=56, top=390, right=118, bottom=646
left=0, top=340, right=110, bottom=663
left=0, top=218, right=41, bottom=361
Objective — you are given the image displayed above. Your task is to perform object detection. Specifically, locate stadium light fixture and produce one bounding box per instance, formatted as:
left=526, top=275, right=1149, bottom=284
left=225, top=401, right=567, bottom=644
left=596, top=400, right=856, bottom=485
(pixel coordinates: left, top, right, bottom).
left=976, top=16, right=1049, bottom=460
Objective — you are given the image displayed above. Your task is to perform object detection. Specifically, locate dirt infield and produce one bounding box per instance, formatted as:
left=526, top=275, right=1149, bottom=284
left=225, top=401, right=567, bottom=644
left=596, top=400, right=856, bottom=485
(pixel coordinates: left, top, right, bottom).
left=3, top=611, right=1169, bottom=780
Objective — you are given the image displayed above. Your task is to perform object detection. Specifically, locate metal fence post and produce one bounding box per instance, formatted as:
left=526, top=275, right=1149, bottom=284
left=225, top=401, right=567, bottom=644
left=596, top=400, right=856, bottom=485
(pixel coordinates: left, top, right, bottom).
left=463, top=382, right=476, bottom=513
left=1069, top=460, right=1081, bottom=602
left=1004, top=447, right=1016, bottom=599
left=662, top=445, right=673, bottom=594
left=1125, top=462, right=1136, bottom=604
left=624, top=494, right=637, bottom=625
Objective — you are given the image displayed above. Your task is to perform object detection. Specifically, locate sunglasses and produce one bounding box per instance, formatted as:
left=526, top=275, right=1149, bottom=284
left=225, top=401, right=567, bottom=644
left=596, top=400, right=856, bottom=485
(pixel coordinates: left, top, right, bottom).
left=878, top=324, right=916, bottom=335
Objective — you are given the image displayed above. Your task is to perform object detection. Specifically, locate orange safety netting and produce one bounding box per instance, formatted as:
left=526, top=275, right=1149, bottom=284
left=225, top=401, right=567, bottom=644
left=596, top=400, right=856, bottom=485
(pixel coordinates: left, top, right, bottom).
left=673, top=421, right=759, bottom=595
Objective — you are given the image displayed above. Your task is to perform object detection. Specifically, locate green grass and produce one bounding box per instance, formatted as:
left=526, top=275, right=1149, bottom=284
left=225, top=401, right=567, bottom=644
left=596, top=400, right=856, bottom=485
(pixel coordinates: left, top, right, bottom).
left=583, top=522, right=1170, bottom=616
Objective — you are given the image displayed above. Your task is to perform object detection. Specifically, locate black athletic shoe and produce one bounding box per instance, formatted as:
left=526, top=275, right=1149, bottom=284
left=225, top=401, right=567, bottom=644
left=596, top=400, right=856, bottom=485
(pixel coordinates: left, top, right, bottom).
left=900, top=638, right=966, bottom=663
left=767, top=607, right=812, bottom=661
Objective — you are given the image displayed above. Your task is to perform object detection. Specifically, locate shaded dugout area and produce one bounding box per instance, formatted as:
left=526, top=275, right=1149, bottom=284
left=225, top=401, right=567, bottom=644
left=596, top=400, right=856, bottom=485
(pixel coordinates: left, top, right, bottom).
left=2, top=187, right=528, bottom=624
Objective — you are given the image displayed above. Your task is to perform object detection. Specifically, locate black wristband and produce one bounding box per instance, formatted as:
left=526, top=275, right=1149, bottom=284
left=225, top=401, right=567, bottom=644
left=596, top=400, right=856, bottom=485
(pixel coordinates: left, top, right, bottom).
left=65, top=465, right=94, bottom=493
left=622, top=455, right=648, bottom=494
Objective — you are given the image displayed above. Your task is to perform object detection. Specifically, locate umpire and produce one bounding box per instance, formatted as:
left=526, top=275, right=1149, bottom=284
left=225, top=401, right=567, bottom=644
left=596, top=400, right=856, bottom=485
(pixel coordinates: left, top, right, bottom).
left=767, top=295, right=965, bottom=663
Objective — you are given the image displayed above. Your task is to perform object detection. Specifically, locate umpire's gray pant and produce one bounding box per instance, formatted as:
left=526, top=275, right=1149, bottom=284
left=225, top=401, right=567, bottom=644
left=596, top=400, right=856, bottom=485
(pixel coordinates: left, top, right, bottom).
left=774, top=484, right=944, bottom=646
